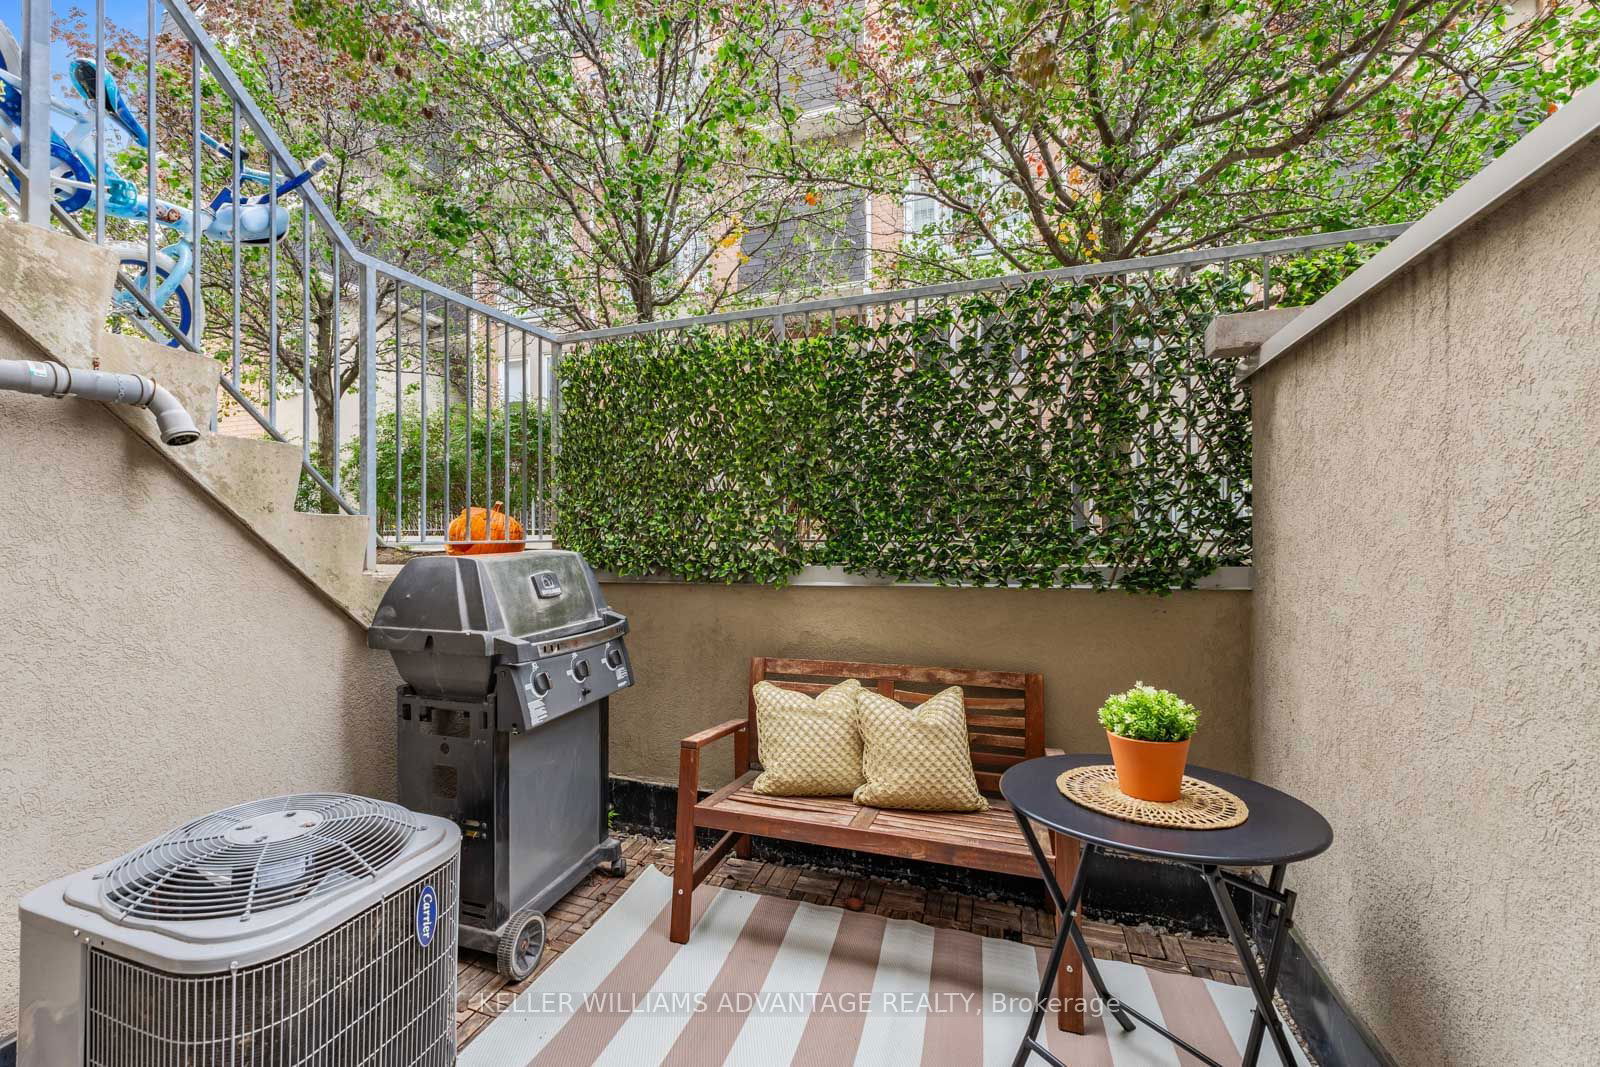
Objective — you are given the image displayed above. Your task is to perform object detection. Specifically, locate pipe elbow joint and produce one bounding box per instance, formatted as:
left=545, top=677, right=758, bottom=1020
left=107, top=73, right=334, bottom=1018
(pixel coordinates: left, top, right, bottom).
left=148, top=385, right=200, bottom=446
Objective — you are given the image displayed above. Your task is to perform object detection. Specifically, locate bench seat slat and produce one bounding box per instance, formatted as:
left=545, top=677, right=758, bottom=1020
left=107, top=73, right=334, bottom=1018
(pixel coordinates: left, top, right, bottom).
left=868, top=820, right=1028, bottom=851
left=870, top=811, right=1026, bottom=839
left=695, top=775, right=1048, bottom=878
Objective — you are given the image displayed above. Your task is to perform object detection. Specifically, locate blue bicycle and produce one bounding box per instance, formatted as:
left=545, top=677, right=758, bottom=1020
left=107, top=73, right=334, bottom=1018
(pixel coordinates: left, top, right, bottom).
left=1, top=20, right=325, bottom=346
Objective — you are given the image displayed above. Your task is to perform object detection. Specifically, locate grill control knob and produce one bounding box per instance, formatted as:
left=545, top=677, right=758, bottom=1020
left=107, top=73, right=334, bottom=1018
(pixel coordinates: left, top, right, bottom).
left=571, top=659, right=591, bottom=682
left=605, top=648, right=625, bottom=669
left=532, top=671, right=552, bottom=695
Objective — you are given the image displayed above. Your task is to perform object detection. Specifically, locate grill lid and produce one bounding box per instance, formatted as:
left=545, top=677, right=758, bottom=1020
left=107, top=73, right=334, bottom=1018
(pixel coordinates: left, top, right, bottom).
left=99, top=794, right=418, bottom=923
left=368, top=551, right=609, bottom=655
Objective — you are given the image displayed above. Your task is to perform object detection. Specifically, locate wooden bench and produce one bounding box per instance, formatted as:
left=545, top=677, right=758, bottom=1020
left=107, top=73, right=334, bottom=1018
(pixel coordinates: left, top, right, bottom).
left=672, top=657, right=1086, bottom=1033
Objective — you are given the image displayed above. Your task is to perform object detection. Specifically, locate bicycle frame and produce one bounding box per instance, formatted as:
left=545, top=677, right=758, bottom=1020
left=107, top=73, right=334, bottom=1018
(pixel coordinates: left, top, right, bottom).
left=0, top=46, right=323, bottom=335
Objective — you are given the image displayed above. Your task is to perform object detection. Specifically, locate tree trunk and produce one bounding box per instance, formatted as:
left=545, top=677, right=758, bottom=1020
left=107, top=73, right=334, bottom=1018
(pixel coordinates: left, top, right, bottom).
left=1098, top=167, right=1126, bottom=260
left=306, top=299, right=343, bottom=514
left=312, top=390, right=340, bottom=513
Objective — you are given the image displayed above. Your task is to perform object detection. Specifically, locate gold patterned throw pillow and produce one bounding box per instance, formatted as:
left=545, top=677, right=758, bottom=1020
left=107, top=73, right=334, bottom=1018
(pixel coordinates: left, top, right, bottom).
left=751, top=678, right=864, bottom=797
left=853, top=686, right=988, bottom=812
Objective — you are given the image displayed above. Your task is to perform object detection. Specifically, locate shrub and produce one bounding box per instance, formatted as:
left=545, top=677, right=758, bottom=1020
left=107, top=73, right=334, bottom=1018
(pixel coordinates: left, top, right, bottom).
left=1097, top=683, right=1199, bottom=742
left=556, top=271, right=1256, bottom=590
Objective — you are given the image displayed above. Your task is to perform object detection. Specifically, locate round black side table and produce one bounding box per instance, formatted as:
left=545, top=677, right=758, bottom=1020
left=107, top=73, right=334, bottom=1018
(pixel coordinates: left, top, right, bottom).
left=1001, top=754, right=1333, bottom=1067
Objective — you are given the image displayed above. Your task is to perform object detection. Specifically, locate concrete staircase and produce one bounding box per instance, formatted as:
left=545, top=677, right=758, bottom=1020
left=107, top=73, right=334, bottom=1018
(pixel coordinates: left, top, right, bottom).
left=0, top=220, right=390, bottom=623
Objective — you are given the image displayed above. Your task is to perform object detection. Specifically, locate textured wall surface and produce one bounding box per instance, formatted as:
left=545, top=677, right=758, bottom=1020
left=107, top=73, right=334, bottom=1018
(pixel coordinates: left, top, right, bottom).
left=599, top=582, right=1251, bottom=787
left=1250, top=143, right=1600, bottom=1064
left=0, top=385, right=400, bottom=1035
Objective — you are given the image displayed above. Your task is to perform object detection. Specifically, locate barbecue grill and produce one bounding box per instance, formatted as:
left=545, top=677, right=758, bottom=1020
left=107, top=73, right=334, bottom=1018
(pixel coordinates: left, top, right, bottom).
left=368, top=551, right=632, bottom=978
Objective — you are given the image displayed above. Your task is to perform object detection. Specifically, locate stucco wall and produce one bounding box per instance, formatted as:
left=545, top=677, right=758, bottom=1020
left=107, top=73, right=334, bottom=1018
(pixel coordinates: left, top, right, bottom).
left=0, top=387, right=401, bottom=1035
left=1249, top=143, right=1600, bottom=1064
left=599, top=581, right=1252, bottom=788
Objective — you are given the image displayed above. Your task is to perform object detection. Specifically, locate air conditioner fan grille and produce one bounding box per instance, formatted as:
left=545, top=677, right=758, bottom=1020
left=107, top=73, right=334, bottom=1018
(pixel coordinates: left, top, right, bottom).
left=102, top=794, right=419, bottom=922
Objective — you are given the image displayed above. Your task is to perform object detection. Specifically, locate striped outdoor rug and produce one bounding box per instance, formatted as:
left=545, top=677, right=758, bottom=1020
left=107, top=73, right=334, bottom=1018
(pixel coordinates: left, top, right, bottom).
left=461, top=867, right=1313, bottom=1067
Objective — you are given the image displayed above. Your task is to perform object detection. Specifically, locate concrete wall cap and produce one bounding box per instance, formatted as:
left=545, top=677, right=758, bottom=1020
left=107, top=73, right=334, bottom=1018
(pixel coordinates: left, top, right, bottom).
left=1204, top=308, right=1307, bottom=370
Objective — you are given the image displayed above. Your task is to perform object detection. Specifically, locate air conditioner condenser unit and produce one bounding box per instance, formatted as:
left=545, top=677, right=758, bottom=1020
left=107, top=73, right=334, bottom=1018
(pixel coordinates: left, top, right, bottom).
left=18, top=793, right=461, bottom=1066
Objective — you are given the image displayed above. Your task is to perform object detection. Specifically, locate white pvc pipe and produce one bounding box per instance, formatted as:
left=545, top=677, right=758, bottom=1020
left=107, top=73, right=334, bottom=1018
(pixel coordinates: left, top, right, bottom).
left=0, top=358, right=200, bottom=445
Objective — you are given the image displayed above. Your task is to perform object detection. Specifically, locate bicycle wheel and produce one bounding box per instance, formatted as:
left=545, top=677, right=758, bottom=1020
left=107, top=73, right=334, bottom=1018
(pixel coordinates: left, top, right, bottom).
left=1, top=29, right=93, bottom=213
left=111, top=248, right=195, bottom=347
left=7, top=138, right=93, bottom=213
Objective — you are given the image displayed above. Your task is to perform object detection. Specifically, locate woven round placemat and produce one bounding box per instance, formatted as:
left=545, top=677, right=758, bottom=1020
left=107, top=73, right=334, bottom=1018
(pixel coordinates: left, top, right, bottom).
left=1056, top=764, right=1248, bottom=830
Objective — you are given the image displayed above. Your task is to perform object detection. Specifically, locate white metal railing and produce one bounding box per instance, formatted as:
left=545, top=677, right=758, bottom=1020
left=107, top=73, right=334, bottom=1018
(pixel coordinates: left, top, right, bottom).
left=561, top=225, right=1411, bottom=345
left=1, top=0, right=1409, bottom=568
left=1, top=0, right=559, bottom=564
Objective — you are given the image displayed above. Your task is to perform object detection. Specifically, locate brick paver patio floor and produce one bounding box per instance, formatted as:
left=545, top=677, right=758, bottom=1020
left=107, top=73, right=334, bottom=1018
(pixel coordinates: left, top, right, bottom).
left=455, top=834, right=1252, bottom=1050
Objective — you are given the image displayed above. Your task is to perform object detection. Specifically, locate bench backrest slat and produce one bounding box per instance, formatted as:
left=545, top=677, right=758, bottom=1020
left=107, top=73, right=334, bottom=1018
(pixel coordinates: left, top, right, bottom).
left=750, top=657, right=1045, bottom=796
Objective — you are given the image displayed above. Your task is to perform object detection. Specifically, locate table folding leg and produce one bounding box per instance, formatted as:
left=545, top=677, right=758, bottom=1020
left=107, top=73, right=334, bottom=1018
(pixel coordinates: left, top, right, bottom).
left=1011, top=810, right=1302, bottom=1067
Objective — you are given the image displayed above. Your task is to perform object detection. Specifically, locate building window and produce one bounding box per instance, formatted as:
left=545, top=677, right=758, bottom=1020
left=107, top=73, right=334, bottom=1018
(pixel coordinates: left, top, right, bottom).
left=504, top=357, right=526, bottom=403
left=674, top=231, right=711, bottom=291
left=904, top=182, right=953, bottom=239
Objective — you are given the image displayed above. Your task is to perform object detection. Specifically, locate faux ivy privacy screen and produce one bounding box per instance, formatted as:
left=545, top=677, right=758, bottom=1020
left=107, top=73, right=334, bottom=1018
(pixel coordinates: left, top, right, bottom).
left=556, top=271, right=1258, bottom=590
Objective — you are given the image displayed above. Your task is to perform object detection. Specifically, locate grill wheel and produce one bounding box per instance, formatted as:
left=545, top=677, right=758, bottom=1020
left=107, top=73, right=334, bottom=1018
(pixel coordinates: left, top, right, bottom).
left=497, top=907, right=546, bottom=981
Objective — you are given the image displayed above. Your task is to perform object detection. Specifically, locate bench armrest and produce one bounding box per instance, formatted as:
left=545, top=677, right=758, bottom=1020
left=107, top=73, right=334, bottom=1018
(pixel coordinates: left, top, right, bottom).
left=679, top=719, right=752, bottom=813
left=681, top=718, right=749, bottom=750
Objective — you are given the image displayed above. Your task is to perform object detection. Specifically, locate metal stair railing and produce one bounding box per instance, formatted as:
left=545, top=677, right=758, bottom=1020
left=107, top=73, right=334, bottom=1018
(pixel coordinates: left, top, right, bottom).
left=2, top=0, right=560, bottom=567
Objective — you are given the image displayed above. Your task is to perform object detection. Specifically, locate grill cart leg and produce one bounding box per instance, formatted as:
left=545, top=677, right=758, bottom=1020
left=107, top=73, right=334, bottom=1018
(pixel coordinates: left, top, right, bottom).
left=599, top=698, right=626, bottom=878
left=600, top=837, right=627, bottom=877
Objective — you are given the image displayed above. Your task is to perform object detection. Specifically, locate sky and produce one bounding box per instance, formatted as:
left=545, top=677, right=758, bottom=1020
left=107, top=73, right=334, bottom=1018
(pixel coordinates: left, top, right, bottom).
left=4, top=0, right=161, bottom=87
left=4, top=0, right=168, bottom=143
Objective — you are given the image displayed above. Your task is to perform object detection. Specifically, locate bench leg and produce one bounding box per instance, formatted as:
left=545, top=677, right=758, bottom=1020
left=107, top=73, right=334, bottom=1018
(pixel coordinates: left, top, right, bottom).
left=1050, top=830, right=1086, bottom=1034
left=732, top=729, right=752, bottom=860
left=671, top=747, right=698, bottom=944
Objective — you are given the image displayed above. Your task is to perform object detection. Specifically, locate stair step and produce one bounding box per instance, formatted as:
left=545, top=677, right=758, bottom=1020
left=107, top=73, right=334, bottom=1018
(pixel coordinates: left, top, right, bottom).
left=94, top=332, right=221, bottom=429
left=100, top=401, right=304, bottom=522
left=350, top=571, right=395, bottom=622
left=163, top=431, right=305, bottom=516
left=0, top=222, right=120, bottom=362
left=252, top=510, right=372, bottom=586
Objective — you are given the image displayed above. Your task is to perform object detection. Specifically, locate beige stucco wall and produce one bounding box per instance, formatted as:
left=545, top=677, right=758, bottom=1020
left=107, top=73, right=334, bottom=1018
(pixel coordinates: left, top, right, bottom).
left=1249, top=143, right=1600, bottom=1064
left=0, top=387, right=401, bottom=1035
left=599, top=582, right=1252, bottom=788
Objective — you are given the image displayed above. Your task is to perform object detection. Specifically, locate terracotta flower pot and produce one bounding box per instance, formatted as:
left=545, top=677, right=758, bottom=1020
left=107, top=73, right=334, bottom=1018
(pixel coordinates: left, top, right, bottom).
left=1105, top=731, right=1191, bottom=802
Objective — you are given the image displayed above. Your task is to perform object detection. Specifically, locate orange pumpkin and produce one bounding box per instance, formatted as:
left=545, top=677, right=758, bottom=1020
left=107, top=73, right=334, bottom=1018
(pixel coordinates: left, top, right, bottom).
left=445, top=501, right=526, bottom=555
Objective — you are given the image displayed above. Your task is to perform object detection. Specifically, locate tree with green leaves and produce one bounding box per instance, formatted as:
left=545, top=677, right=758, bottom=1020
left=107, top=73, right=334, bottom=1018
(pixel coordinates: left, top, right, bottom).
left=407, top=0, right=816, bottom=328
left=786, top=0, right=1600, bottom=279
